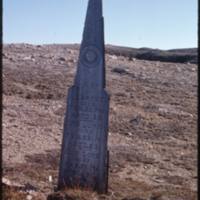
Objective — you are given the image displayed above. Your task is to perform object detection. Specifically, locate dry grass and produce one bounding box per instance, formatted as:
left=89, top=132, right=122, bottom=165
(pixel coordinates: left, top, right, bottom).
left=3, top=185, right=45, bottom=200
left=47, top=188, right=99, bottom=200
left=3, top=186, right=27, bottom=200
left=67, top=186, right=197, bottom=200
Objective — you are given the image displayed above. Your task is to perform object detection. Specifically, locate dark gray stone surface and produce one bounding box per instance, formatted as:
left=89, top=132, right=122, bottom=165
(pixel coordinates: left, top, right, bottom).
left=58, top=0, right=109, bottom=193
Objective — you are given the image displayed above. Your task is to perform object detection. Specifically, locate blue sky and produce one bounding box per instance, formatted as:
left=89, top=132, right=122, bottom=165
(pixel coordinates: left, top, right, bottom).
left=3, top=0, right=198, bottom=49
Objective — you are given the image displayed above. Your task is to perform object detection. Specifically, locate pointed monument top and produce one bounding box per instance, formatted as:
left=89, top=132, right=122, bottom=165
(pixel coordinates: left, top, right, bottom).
left=85, top=0, right=103, bottom=20
left=81, top=0, right=104, bottom=49
left=75, top=0, right=105, bottom=88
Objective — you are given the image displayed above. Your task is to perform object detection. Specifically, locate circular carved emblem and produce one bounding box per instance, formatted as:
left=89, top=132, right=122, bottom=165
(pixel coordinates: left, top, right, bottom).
left=81, top=46, right=101, bottom=67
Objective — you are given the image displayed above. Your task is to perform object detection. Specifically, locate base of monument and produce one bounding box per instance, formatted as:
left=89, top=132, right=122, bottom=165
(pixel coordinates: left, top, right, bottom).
left=47, top=187, right=103, bottom=200
left=57, top=150, right=109, bottom=194
left=57, top=173, right=109, bottom=194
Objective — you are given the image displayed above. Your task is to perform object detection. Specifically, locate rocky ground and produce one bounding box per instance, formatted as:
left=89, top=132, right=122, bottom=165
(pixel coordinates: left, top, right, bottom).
left=2, top=44, right=198, bottom=200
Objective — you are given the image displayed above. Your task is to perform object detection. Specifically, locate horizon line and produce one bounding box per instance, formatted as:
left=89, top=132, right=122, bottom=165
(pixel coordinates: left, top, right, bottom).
left=3, top=42, right=197, bottom=51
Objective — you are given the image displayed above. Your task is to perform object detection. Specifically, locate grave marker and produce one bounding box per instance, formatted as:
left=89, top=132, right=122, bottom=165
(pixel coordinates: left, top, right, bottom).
left=58, top=0, right=109, bottom=193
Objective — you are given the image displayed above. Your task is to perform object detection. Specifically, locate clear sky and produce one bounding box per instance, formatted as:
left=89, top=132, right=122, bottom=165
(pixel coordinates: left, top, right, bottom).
left=3, top=0, right=198, bottom=50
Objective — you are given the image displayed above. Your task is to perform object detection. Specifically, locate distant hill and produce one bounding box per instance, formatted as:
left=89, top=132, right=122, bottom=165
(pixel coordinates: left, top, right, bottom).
left=105, top=45, right=198, bottom=64
left=52, top=44, right=197, bottom=64
left=4, top=43, right=198, bottom=64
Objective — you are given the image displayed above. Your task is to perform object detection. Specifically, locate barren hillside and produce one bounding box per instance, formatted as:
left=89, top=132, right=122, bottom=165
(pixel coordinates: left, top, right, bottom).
left=2, top=44, right=197, bottom=200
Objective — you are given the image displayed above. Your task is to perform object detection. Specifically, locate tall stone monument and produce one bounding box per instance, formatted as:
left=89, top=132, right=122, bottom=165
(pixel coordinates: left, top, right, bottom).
left=58, top=0, right=109, bottom=193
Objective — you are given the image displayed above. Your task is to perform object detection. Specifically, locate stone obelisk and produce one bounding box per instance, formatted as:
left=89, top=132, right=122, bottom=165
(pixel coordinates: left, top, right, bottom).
left=58, top=0, right=109, bottom=193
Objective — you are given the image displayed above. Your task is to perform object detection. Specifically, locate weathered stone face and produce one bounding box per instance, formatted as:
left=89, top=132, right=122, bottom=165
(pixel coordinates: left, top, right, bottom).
left=58, top=0, right=109, bottom=193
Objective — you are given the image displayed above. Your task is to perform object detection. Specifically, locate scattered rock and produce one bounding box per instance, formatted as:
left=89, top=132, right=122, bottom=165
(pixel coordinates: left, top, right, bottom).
left=108, top=54, right=118, bottom=60
left=129, top=115, right=142, bottom=126
left=112, top=67, right=129, bottom=75
left=26, top=194, right=33, bottom=200
left=127, top=132, right=133, bottom=136
left=2, top=177, right=23, bottom=189
left=68, top=58, right=75, bottom=63
left=58, top=57, right=66, bottom=61
left=23, top=56, right=31, bottom=60
left=122, top=198, right=146, bottom=200
left=24, top=183, right=38, bottom=192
